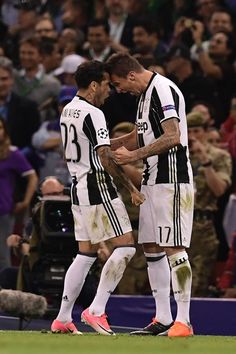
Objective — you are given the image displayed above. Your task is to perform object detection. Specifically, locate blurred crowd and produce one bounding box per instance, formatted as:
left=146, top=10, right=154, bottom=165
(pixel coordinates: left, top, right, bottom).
left=0, top=0, right=236, bottom=298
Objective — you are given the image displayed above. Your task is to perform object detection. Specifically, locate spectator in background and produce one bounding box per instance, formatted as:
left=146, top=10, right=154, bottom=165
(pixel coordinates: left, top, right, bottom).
left=2, top=2, right=39, bottom=66
left=191, top=101, right=216, bottom=128
left=61, top=0, right=90, bottom=32
left=164, top=44, right=219, bottom=114
left=9, top=1, right=39, bottom=40
left=54, top=54, right=86, bottom=86
left=220, top=93, right=236, bottom=191
left=221, top=93, right=236, bottom=159
left=13, top=36, right=61, bottom=121
left=105, top=0, right=135, bottom=50
left=39, top=37, right=61, bottom=76
left=58, top=28, right=85, bottom=58
left=187, top=111, right=232, bottom=296
left=0, top=56, right=40, bottom=162
left=83, top=19, right=117, bottom=62
left=124, top=0, right=150, bottom=17
left=32, top=86, right=77, bottom=185
left=1, top=0, right=19, bottom=28
left=195, top=0, right=222, bottom=27
left=191, top=8, right=234, bottom=60
left=131, top=16, right=168, bottom=65
left=34, top=17, right=58, bottom=40
left=207, top=127, right=222, bottom=147
left=0, top=117, right=38, bottom=271
left=191, top=23, right=236, bottom=125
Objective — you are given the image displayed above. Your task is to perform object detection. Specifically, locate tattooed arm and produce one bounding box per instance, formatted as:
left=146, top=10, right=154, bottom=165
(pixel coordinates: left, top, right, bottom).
left=97, top=145, right=145, bottom=206
left=114, top=118, right=180, bottom=164
left=110, top=127, right=138, bottom=151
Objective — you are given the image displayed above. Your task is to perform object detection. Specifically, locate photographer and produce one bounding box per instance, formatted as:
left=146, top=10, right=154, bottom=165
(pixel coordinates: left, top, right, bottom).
left=186, top=112, right=232, bottom=296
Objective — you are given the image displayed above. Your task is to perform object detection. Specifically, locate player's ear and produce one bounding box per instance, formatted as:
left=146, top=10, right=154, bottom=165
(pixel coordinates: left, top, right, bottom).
left=128, top=71, right=136, bottom=81
left=90, top=81, right=98, bottom=92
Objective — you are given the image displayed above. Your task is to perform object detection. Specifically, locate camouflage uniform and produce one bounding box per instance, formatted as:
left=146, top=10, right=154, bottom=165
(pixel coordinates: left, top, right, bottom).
left=188, top=144, right=232, bottom=296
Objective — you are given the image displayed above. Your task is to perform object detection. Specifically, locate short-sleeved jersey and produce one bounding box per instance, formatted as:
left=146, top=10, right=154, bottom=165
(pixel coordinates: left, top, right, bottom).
left=60, top=95, right=118, bottom=205
left=0, top=146, right=34, bottom=215
left=136, top=72, right=193, bottom=185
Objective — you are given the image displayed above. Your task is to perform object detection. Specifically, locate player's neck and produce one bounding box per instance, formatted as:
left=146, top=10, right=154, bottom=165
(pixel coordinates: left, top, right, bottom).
left=77, top=89, right=95, bottom=105
left=140, top=70, right=155, bottom=91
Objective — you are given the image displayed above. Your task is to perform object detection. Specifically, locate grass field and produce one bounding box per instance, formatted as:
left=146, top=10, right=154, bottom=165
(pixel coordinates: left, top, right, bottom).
left=0, top=332, right=236, bottom=354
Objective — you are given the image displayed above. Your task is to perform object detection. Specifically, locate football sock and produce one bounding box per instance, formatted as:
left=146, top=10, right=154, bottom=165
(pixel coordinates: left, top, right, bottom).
left=89, top=246, right=136, bottom=316
left=168, top=251, right=192, bottom=324
left=56, top=252, right=97, bottom=323
left=144, top=252, right=173, bottom=325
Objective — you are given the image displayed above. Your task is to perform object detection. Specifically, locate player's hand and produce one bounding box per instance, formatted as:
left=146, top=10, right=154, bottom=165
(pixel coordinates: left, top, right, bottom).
left=113, top=146, right=136, bottom=165
left=131, top=190, right=146, bottom=206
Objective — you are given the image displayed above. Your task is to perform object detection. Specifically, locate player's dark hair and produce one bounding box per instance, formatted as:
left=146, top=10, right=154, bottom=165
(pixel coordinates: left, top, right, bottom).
left=74, top=60, right=106, bottom=89
left=106, top=53, right=143, bottom=78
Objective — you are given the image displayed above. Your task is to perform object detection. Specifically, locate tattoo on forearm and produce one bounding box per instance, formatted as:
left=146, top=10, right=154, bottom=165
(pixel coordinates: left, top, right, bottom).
left=136, top=135, right=179, bottom=160
left=99, top=147, right=136, bottom=193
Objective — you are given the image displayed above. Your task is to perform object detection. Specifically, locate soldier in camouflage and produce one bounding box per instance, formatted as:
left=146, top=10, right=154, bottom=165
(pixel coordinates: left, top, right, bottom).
left=187, top=112, right=232, bottom=296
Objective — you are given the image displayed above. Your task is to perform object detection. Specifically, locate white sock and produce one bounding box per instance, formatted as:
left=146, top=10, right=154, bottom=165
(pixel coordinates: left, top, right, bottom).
left=145, top=252, right=173, bottom=325
left=89, top=246, right=136, bottom=316
left=57, top=252, right=97, bottom=323
left=168, top=251, right=192, bottom=324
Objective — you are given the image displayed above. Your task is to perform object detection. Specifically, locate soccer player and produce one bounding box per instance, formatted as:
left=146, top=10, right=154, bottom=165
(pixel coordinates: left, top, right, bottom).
left=51, top=60, right=145, bottom=335
left=106, top=53, right=194, bottom=337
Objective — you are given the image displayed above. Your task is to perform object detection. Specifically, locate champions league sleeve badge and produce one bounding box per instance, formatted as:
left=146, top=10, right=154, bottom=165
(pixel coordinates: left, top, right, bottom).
left=97, top=128, right=109, bottom=139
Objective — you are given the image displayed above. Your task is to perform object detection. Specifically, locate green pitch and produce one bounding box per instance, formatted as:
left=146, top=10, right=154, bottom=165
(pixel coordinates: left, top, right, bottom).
left=1, top=331, right=236, bottom=354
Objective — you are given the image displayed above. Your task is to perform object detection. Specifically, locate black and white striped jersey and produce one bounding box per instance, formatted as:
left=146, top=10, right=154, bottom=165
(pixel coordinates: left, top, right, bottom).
left=136, top=72, right=193, bottom=185
left=60, top=95, right=118, bottom=205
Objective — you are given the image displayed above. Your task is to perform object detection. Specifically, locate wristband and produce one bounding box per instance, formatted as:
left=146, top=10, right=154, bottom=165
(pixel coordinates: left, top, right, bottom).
left=202, top=160, right=212, bottom=167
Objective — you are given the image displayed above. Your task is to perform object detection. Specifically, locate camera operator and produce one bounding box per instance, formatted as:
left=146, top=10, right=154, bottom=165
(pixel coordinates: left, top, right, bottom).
left=0, top=176, right=65, bottom=290
left=186, top=112, right=232, bottom=296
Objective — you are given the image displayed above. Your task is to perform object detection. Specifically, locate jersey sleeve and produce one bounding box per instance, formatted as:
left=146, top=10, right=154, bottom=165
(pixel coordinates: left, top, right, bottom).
left=152, top=83, right=180, bottom=123
left=12, top=148, right=34, bottom=176
left=82, top=109, right=110, bottom=149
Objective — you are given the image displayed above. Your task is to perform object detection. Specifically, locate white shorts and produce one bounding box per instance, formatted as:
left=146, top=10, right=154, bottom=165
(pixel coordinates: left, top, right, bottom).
left=72, top=197, right=132, bottom=244
left=138, top=183, right=194, bottom=248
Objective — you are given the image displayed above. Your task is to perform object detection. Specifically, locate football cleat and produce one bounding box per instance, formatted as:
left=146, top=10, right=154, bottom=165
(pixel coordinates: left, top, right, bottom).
left=168, top=321, right=193, bottom=337
left=130, top=318, right=173, bottom=336
left=81, top=308, right=115, bottom=335
left=51, top=319, right=82, bottom=335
